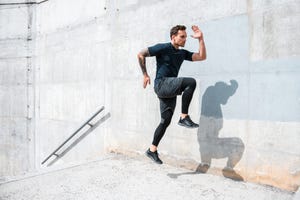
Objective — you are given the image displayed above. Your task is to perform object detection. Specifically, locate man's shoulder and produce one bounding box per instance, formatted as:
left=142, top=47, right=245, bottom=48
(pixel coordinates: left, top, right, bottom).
left=148, top=42, right=171, bottom=55
left=149, top=42, right=171, bottom=49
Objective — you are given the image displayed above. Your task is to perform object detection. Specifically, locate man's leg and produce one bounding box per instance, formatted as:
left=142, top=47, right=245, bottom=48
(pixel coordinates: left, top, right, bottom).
left=181, top=77, right=196, bottom=116
left=146, top=97, right=176, bottom=164
left=154, top=77, right=198, bottom=128
left=178, top=78, right=199, bottom=128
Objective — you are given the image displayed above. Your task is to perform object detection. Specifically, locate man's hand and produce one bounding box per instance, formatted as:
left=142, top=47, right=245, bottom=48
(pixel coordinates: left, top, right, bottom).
left=143, top=74, right=151, bottom=88
left=191, top=25, right=203, bottom=40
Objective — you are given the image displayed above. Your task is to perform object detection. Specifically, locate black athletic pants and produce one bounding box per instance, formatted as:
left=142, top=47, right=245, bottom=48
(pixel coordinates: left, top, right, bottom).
left=152, top=77, right=196, bottom=146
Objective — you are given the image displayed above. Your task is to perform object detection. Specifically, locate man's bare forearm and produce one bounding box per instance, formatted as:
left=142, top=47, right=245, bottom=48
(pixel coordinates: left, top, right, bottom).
left=192, top=38, right=206, bottom=61
left=138, top=56, right=147, bottom=75
left=137, top=49, right=150, bottom=76
left=198, top=38, right=206, bottom=60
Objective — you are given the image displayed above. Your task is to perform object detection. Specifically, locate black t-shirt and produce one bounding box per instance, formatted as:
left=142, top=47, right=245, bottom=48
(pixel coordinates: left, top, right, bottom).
left=148, top=42, right=193, bottom=86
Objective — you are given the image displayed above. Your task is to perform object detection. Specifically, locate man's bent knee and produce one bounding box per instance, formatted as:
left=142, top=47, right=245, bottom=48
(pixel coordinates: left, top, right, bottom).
left=189, top=78, right=196, bottom=89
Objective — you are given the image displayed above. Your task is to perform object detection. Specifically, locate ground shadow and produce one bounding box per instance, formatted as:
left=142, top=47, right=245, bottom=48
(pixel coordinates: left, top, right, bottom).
left=168, top=80, right=245, bottom=181
left=46, top=112, right=111, bottom=166
left=167, top=164, right=208, bottom=179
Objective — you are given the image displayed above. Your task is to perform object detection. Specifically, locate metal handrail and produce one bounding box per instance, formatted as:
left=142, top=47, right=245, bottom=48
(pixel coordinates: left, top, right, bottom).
left=41, top=106, right=105, bottom=165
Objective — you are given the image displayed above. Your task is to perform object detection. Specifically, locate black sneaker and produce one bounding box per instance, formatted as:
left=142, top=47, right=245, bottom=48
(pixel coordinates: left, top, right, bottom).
left=145, top=149, right=163, bottom=164
left=178, top=115, right=199, bottom=128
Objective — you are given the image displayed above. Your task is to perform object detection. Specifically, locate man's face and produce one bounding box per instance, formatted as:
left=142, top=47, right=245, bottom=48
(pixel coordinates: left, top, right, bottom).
left=172, top=30, right=187, bottom=47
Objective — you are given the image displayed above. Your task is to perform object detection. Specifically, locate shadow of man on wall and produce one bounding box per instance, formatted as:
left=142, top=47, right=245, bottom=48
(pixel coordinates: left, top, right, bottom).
left=196, top=80, right=245, bottom=181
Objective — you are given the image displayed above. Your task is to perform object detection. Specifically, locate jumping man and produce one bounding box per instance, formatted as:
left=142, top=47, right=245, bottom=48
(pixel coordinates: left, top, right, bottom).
left=137, top=25, right=207, bottom=164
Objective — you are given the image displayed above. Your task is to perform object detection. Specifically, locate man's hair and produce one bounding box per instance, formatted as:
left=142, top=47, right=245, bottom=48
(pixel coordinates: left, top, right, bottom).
left=170, top=25, right=186, bottom=39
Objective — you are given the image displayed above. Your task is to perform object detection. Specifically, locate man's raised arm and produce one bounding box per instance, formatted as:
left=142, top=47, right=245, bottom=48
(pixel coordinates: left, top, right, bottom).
left=191, top=25, right=207, bottom=61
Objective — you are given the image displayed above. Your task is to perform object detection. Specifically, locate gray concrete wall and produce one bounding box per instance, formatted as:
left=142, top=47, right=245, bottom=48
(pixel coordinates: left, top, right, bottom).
left=35, top=0, right=109, bottom=167
left=106, top=0, right=300, bottom=191
left=0, top=3, right=36, bottom=180
left=0, top=0, right=299, bottom=192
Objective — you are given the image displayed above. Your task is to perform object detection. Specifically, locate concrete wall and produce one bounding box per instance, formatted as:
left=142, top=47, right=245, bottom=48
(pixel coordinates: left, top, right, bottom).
left=0, top=0, right=299, bottom=192
left=0, top=3, right=36, bottom=180
left=35, top=0, right=109, bottom=167
left=0, top=0, right=110, bottom=179
left=106, top=0, right=300, bottom=191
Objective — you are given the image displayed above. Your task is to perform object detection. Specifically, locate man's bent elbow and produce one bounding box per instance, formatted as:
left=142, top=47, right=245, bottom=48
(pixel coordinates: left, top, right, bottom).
left=193, top=54, right=207, bottom=61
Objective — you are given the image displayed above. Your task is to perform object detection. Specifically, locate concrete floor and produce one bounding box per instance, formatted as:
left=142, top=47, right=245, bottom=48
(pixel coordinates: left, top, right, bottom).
left=0, top=153, right=294, bottom=200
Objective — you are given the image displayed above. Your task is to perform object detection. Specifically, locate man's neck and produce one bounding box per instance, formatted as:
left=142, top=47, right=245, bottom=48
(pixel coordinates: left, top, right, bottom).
left=171, top=41, right=179, bottom=49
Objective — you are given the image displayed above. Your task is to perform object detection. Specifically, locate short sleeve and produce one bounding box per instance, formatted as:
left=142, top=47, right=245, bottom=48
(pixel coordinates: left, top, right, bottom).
left=183, top=49, right=194, bottom=61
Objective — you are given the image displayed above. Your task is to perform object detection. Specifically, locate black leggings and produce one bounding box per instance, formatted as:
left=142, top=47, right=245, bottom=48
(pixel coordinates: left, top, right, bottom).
left=181, top=77, right=196, bottom=114
left=152, top=77, right=196, bottom=146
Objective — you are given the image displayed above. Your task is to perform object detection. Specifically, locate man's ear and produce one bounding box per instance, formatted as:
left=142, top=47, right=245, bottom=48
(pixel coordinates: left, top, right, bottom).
left=171, top=34, right=176, bottom=40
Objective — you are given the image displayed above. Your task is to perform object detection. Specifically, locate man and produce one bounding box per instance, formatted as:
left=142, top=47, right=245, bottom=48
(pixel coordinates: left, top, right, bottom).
left=137, top=25, right=207, bottom=164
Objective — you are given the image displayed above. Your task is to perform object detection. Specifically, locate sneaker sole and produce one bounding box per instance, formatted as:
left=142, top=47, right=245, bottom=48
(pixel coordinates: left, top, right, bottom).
left=145, top=152, right=163, bottom=164
left=178, top=122, right=199, bottom=129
